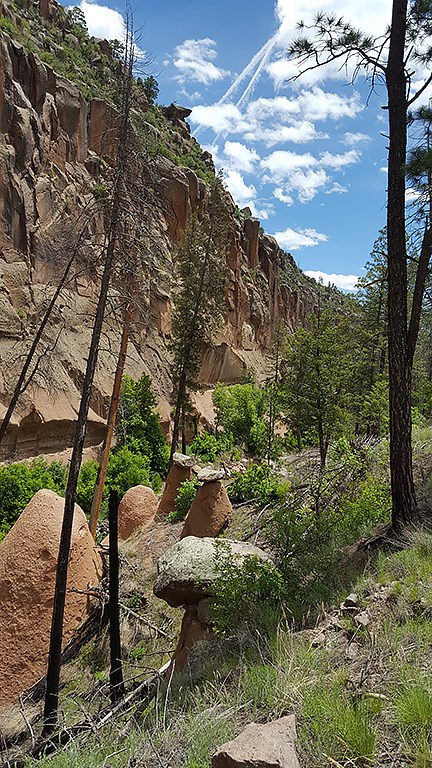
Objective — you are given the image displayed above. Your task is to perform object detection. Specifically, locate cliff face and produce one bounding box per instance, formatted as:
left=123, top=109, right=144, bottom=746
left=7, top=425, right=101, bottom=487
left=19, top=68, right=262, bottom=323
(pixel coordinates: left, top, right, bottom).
left=0, top=5, right=319, bottom=458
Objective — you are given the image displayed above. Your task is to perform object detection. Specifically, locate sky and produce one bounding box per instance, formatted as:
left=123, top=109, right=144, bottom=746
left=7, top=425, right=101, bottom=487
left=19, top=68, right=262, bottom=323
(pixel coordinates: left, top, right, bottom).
left=66, top=0, right=432, bottom=291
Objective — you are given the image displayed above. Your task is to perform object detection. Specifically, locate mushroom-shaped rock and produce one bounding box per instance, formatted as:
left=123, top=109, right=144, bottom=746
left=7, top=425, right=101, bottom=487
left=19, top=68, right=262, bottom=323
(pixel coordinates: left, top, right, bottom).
left=103, top=485, right=158, bottom=545
left=154, top=536, right=272, bottom=608
left=180, top=477, right=231, bottom=539
left=157, top=453, right=196, bottom=517
left=211, top=715, right=300, bottom=768
left=0, top=489, right=102, bottom=707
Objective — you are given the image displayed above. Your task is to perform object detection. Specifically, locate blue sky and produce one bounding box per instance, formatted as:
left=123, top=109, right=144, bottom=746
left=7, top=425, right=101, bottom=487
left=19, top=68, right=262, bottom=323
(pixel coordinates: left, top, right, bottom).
left=68, top=0, right=432, bottom=290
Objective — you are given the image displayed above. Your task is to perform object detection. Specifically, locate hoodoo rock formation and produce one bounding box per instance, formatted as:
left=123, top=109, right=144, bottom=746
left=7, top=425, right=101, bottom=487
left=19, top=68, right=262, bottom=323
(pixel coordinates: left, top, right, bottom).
left=0, top=488, right=102, bottom=707
left=180, top=468, right=231, bottom=539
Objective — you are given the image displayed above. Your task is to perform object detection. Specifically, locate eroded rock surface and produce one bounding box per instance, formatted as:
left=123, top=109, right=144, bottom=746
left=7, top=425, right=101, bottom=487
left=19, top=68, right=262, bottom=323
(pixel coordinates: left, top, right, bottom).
left=211, top=715, right=300, bottom=768
left=157, top=464, right=193, bottom=517
left=0, top=488, right=102, bottom=707
left=180, top=479, right=231, bottom=539
left=102, top=484, right=158, bottom=546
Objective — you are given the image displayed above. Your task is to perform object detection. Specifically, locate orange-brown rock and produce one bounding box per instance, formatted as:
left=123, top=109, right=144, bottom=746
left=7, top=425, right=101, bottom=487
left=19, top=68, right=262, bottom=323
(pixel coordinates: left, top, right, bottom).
left=180, top=480, right=231, bottom=539
left=118, top=484, right=158, bottom=540
left=169, top=604, right=214, bottom=674
left=157, top=453, right=196, bottom=517
left=102, top=485, right=158, bottom=546
left=0, top=489, right=102, bottom=707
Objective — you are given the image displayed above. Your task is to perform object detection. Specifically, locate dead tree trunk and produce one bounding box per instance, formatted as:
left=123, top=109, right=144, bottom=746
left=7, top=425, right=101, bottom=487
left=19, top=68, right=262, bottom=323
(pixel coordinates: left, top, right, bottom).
left=42, top=21, right=134, bottom=736
left=89, top=305, right=131, bottom=539
left=108, top=490, right=125, bottom=704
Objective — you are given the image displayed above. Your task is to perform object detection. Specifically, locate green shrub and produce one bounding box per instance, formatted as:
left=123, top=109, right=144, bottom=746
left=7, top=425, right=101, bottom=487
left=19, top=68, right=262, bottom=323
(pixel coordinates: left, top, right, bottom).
left=228, top=463, right=288, bottom=505
left=208, top=542, right=286, bottom=635
left=77, top=447, right=153, bottom=516
left=0, top=459, right=67, bottom=540
left=213, top=381, right=268, bottom=455
left=117, top=374, right=169, bottom=477
left=167, top=479, right=200, bottom=523
left=189, top=432, right=219, bottom=462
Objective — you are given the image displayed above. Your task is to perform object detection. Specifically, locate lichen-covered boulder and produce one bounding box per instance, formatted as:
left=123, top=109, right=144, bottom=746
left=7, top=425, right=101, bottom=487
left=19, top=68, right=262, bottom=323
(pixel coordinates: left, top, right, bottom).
left=0, top=489, right=102, bottom=707
left=154, top=536, right=272, bottom=607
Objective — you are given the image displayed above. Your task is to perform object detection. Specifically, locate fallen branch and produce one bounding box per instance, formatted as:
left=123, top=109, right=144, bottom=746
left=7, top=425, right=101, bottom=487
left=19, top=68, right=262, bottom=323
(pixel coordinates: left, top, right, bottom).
left=1, top=662, right=170, bottom=768
left=119, top=603, right=170, bottom=638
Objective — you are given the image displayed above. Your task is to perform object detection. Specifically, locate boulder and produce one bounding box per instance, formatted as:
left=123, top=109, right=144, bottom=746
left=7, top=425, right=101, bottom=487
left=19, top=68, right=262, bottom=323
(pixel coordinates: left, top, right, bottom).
left=102, top=485, right=158, bottom=545
left=197, top=467, right=225, bottom=482
left=211, top=715, right=300, bottom=768
left=180, top=480, right=231, bottom=539
left=157, top=463, right=193, bottom=517
left=154, top=536, right=272, bottom=608
left=0, top=489, right=102, bottom=707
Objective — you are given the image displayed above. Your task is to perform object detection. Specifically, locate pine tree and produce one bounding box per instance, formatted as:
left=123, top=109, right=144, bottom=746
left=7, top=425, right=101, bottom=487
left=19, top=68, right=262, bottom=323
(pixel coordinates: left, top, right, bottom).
left=288, top=0, right=432, bottom=530
left=168, top=174, right=229, bottom=462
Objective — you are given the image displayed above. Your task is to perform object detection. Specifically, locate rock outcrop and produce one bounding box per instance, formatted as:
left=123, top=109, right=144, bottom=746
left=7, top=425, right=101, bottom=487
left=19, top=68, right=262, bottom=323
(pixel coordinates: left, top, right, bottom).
left=211, top=715, right=300, bottom=768
left=102, top=484, right=158, bottom=545
left=154, top=535, right=272, bottom=608
left=180, top=469, right=231, bottom=539
left=157, top=453, right=196, bottom=517
left=0, top=488, right=102, bottom=707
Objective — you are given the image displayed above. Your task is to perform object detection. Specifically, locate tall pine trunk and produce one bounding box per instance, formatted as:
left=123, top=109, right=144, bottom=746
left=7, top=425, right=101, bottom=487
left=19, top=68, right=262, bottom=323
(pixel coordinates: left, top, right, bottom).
left=386, top=0, right=417, bottom=531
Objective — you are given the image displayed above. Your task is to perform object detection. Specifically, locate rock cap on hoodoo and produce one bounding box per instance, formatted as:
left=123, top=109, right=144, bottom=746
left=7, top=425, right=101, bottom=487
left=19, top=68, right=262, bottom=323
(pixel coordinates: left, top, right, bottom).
left=173, top=452, right=197, bottom=468
left=154, top=535, right=272, bottom=607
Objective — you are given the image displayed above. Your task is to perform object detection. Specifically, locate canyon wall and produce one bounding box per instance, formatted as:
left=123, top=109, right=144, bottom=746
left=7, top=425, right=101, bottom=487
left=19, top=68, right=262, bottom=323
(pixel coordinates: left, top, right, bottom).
left=0, top=6, right=321, bottom=458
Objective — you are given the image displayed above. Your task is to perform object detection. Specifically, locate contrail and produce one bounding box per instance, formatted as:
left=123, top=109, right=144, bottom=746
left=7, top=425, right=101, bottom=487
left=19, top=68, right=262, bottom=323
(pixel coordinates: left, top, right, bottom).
left=236, top=35, right=279, bottom=108
left=192, top=32, right=279, bottom=138
left=219, top=33, right=279, bottom=106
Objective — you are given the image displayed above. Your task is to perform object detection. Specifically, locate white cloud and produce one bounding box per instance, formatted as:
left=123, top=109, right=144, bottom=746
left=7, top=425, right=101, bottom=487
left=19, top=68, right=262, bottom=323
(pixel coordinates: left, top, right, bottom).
left=297, top=88, right=362, bottom=121
left=190, top=104, right=247, bottom=133
left=343, top=131, right=371, bottom=145
left=261, top=150, right=317, bottom=181
left=275, top=0, right=391, bottom=45
left=326, top=182, right=349, bottom=194
left=223, top=170, right=257, bottom=206
left=223, top=141, right=259, bottom=172
left=288, top=168, right=329, bottom=202
left=320, top=149, right=361, bottom=168
left=273, top=227, right=328, bottom=250
left=71, top=0, right=124, bottom=40
left=274, top=187, right=294, bottom=205
left=246, top=121, right=326, bottom=146
left=304, top=270, right=360, bottom=291
left=173, top=38, right=230, bottom=85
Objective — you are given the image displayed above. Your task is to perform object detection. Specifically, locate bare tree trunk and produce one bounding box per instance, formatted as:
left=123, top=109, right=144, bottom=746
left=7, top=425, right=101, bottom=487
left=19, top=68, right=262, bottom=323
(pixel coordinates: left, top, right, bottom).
left=42, top=22, right=134, bottom=736
left=108, top=490, right=125, bottom=704
left=89, top=305, right=131, bottom=539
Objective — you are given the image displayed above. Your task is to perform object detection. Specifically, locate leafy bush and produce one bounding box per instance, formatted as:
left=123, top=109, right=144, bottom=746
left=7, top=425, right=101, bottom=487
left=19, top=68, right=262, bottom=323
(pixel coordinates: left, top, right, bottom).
left=117, top=374, right=169, bottom=477
left=0, top=459, right=67, bottom=540
left=167, top=479, right=200, bottom=523
left=208, top=542, right=286, bottom=635
left=77, top=447, right=153, bottom=516
left=189, top=432, right=221, bottom=462
left=228, top=463, right=289, bottom=505
left=213, top=382, right=268, bottom=455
